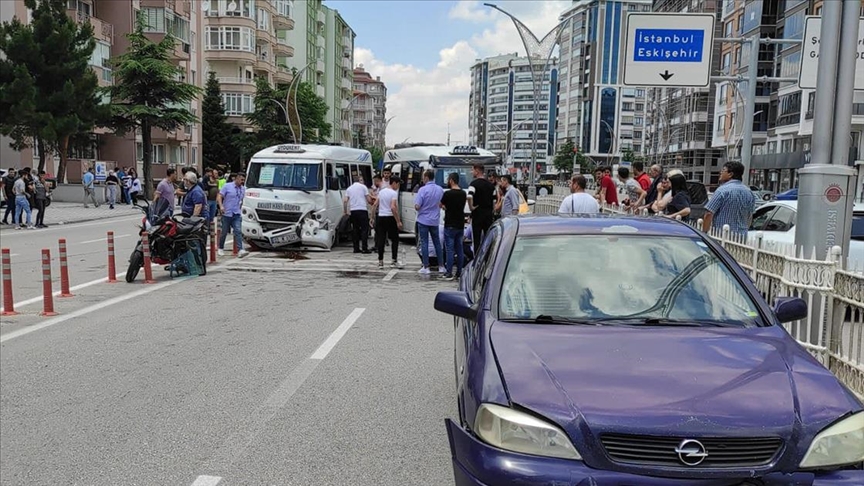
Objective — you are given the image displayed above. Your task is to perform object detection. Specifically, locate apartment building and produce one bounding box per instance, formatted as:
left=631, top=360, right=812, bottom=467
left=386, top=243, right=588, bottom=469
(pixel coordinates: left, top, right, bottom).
left=203, top=0, right=295, bottom=131
left=556, top=0, right=653, bottom=166
left=713, top=0, right=864, bottom=194
left=468, top=54, right=558, bottom=171
left=644, top=0, right=723, bottom=185
left=351, top=66, right=388, bottom=150
left=0, top=0, right=205, bottom=182
left=284, top=1, right=355, bottom=145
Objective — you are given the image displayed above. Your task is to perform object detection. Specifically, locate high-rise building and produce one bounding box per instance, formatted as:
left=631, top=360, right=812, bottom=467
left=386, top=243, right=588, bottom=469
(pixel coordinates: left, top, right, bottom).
left=468, top=54, right=558, bottom=172
left=644, top=0, right=723, bottom=185
left=285, top=1, right=354, bottom=145
left=0, top=0, right=205, bottom=182
left=713, top=0, right=864, bottom=193
left=203, top=0, right=296, bottom=131
left=351, top=66, right=387, bottom=150
left=556, top=0, right=653, bottom=166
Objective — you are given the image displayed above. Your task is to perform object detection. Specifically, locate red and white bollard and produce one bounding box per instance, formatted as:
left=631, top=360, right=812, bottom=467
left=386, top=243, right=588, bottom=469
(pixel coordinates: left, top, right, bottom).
left=1, top=248, right=17, bottom=316
left=40, top=249, right=57, bottom=317
left=209, top=218, right=217, bottom=263
left=141, top=232, right=156, bottom=284
left=58, top=239, right=73, bottom=297
left=107, top=231, right=118, bottom=283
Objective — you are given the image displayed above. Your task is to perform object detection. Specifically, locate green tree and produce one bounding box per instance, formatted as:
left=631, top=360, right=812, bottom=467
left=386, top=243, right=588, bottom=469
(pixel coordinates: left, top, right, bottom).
left=104, top=13, right=201, bottom=198
left=0, top=0, right=107, bottom=179
left=552, top=138, right=576, bottom=174
left=202, top=71, right=238, bottom=171
left=621, top=147, right=635, bottom=164
left=246, top=76, right=293, bottom=151
left=367, top=146, right=384, bottom=164
left=290, top=82, right=331, bottom=143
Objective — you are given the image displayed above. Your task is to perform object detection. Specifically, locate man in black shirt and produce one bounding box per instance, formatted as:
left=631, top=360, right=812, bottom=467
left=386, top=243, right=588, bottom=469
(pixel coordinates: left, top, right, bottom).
left=440, top=172, right=467, bottom=280
left=467, top=163, right=495, bottom=253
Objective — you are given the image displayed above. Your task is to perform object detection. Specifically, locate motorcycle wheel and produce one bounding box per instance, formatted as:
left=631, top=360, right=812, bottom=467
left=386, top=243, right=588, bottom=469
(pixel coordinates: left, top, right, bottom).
left=126, top=250, right=144, bottom=283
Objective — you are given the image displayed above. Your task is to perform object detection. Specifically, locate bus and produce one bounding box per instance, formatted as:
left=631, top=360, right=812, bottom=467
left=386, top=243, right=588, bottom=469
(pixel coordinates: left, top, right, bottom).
left=242, top=143, right=374, bottom=250
left=383, top=143, right=525, bottom=236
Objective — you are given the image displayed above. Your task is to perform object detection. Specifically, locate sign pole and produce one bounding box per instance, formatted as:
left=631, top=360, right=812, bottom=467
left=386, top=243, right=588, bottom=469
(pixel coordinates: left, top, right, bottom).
left=795, top=0, right=859, bottom=264
left=739, top=35, right=759, bottom=187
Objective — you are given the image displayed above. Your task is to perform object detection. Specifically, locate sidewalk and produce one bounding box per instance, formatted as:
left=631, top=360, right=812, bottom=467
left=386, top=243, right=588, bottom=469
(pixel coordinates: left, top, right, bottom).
left=0, top=201, right=140, bottom=230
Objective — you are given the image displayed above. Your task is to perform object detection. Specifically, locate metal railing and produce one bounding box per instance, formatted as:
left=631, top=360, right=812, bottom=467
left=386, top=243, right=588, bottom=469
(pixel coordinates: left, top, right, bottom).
left=531, top=193, right=864, bottom=398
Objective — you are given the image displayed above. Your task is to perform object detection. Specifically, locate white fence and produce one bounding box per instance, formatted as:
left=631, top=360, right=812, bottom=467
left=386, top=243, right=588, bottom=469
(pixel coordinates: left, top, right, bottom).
left=532, top=194, right=864, bottom=399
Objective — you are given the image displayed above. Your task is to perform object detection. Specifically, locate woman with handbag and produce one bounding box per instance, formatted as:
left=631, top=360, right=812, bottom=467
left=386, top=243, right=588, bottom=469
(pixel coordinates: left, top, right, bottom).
left=34, top=170, right=51, bottom=228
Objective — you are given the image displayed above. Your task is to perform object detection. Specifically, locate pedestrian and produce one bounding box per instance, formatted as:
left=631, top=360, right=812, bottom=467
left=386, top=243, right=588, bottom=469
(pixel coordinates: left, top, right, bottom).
left=82, top=167, right=100, bottom=208
left=467, top=164, right=495, bottom=252
left=376, top=175, right=404, bottom=269
left=116, top=166, right=127, bottom=204
left=216, top=172, right=247, bottom=257
left=617, top=167, right=646, bottom=212
left=595, top=166, right=619, bottom=206
left=702, top=161, right=756, bottom=237
left=33, top=170, right=51, bottom=228
left=128, top=171, right=142, bottom=203
left=440, top=172, right=467, bottom=280
left=639, top=164, right=664, bottom=213
left=414, top=169, right=444, bottom=274
left=2, top=168, right=17, bottom=225
left=13, top=167, right=34, bottom=230
left=558, top=175, right=600, bottom=214
left=153, top=168, right=180, bottom=214
left=663, top=173, right=692, bottom=221
left=369, top=174, right=382, bottom=247
left=499, top=174, right=521, bottom=217
left=181, top=171, right=210, bottom=220
left=105, top=170, right=120, bottom=209
left=632, top=161, right=651, bottom=192
left=202, top=168, right=219, bottom=220
left=343, top=175, right=373, bottom=254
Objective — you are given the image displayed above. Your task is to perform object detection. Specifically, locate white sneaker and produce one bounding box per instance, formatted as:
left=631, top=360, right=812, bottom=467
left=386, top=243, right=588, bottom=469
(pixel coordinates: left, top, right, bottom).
left=418, top=267, right=431, bottom=275
left=217, top=249, right=225, bottom=257
left=237, top=249, right=249, bottom=257
left=438, top=266, right=446, bottom=273
left=26, top=225, right=35, bottom=230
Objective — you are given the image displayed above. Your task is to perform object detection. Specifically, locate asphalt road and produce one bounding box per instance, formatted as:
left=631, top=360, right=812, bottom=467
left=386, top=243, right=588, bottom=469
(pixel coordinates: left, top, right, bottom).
left=0, top=215, right=145, bottom=311
left=0, top=249, right=458, bottom=486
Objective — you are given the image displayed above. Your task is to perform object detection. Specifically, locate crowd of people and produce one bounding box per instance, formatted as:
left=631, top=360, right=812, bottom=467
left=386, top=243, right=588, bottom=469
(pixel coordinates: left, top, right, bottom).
left=1, top=167, right=51, bottom=229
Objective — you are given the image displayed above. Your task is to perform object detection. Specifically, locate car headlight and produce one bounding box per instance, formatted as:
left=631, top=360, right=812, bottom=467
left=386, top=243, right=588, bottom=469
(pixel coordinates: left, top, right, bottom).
left=474, top=403, right=582, bottom=460
left=799, top=412, right=864, bottom=468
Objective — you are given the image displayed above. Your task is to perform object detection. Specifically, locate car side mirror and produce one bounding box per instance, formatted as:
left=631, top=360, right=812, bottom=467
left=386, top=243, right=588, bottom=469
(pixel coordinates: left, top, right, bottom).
left=773, top=297, right=808, bottom=323
left=434, top=291, right=478, bottom=320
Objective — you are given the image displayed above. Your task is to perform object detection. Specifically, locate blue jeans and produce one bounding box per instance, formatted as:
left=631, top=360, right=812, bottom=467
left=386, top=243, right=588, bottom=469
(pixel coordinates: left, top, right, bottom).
left=418, top=223, right=442, bottom=269
left=14, top=195, right=31, bottom=225
left=219, top=214, right=243, bottom=251
left=444, top=227, right=465, bottom=276
left=208, top=201, right=217, bottom=222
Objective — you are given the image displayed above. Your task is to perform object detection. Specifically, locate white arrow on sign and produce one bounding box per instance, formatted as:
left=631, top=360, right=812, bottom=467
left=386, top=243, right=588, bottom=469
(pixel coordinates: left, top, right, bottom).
left=623, top=13, right=716, bottom=88
left=798, top=16, right=864, bottom=90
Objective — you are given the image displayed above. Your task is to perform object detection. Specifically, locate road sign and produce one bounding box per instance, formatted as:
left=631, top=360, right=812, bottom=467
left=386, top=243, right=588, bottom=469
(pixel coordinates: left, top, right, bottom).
left=798, top=16, right=864, bottom=90
left=94, top=161, right=107, bottom=182
left=623, top=13, right=716, bottom=88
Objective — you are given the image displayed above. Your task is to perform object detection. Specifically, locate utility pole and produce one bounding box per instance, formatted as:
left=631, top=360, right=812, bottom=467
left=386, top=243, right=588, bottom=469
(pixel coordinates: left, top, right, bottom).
left=795, top=0, right=860, bottom=264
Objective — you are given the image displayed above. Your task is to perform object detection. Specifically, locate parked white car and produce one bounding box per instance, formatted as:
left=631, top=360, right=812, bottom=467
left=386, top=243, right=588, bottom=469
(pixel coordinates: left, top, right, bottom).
left=747, top=200, right=864, bottom=264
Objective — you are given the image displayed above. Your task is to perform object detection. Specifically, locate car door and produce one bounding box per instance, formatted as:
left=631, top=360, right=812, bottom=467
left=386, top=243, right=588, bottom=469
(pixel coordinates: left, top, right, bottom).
left=761, top=205, right=796, bottom=245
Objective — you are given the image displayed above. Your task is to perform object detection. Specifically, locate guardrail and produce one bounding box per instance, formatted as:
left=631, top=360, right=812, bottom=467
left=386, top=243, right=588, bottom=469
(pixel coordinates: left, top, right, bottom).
left=532, top=194, right=864, bottom=399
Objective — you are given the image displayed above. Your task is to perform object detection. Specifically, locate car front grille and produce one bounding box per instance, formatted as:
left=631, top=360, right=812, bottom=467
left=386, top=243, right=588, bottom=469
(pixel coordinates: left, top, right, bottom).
left=256, top=209, right=302, bottom=224
left=600, top=434, right=783, bottom=468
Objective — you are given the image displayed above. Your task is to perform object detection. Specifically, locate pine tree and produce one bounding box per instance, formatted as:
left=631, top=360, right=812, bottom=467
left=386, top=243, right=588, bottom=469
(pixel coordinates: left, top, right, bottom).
left=202, top=72, right=237, bottom=171
left=0, top=0, right=107, bottom=178
left=104, top=12, right=201, bottom=198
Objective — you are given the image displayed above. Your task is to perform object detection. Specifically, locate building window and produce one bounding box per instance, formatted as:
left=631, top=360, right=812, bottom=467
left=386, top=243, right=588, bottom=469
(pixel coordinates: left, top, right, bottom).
left=141, top=7, right=166, bottom=32
left=221, top=93, right=254, bottom=115
left=206, top=26, right=255, bottom=52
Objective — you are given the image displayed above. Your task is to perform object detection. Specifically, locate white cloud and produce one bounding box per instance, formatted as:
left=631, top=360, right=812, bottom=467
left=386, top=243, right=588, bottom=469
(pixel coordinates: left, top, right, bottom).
left=363, top=1, right=570, bottom=147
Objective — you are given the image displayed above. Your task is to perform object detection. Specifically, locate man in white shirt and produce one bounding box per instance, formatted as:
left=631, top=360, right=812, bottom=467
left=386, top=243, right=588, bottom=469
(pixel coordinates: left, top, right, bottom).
left=376, top=176, right=405, bottom=269
left=558, top=175, right=600, bottom=215
left=344, top=176, right=374, bottom=253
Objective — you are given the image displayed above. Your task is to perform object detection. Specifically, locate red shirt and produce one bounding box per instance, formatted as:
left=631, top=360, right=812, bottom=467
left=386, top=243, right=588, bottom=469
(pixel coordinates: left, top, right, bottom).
left=636, top=173, right=651, bottom=191
left=601, top=175, right=618, bottom=205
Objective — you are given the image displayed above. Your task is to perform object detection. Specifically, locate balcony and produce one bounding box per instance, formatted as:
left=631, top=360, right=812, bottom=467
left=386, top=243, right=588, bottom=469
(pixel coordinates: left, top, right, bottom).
left=316, top=58, right=325, bottom=73
left=69, top=9, right=114, bottom=45
left=342, top=120, right=350, bottom=130
left=205, top=48, right=256, bottom=65
left=274, top=38, right=294, bottom=56
left=342, top=78, right=352, bottom=90
left=342, top=35, right=352, bottom=47
left=316, top=84, right=326, bottom=97
left=317, top=9, right=326, bottom=24
left=342, top=57, right=350, bottom=69
left=316, top=33, right=325, bottom=47
left=216, top=77, right=257, bottom=93
left=273, top=13, right=294, bottom=30
left=275, top=65, right=293, bottom=84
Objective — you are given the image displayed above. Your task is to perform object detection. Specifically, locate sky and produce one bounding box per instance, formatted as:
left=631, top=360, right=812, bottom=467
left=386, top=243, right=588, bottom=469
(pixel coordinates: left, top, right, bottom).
left=325, top=0, right=571, bottom=147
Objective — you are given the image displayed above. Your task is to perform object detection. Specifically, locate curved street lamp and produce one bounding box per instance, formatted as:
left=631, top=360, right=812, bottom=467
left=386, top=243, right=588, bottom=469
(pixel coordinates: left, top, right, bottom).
left=286, top=61, right=316, bottom=143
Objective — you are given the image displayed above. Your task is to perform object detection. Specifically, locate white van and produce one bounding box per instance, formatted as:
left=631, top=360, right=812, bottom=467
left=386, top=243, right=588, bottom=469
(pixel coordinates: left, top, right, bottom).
left=382, top=144, right=503, bottom=236
left=242, top=144, right=374, bottom=250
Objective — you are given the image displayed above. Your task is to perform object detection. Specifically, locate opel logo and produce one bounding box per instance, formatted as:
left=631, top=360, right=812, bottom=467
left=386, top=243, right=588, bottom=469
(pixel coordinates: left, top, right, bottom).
left=674, top=439, right=708, bottom=466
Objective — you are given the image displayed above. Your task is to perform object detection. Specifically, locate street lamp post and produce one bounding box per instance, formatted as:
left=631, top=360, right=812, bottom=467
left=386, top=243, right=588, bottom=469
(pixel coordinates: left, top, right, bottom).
left=486, top=118, right=530, bottom=167
left=345, top=94, right=363, bottom=147
left=381, top=115, right=396, bottom=159
left=286, top=61, right=316, bottom=143
left=484, top=3, right=573, bottom=198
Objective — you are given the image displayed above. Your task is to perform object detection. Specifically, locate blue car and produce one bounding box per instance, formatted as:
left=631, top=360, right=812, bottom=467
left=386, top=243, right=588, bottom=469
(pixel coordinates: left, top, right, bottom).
left=434, top=215, right=863, bottom=485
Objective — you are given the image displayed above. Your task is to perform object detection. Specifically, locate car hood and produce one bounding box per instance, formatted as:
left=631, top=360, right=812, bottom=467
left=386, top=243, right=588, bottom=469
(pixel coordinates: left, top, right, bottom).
left=491, top=322, right=861, bottom=438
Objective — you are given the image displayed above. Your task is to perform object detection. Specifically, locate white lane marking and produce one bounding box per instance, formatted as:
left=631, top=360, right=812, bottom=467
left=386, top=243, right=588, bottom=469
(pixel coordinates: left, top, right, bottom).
left=79, top=234, right=131, bottom=244
left=309, top=308, right=365, bottom=360
left=382, top=269, right=398, bottom=281
left=0, top=215, right=141, bottom=237
left=190, top=476, right=222, bottom=486
left=0, top=277, right=190, bottom=343
left=9, top=253, right=19, bottom=257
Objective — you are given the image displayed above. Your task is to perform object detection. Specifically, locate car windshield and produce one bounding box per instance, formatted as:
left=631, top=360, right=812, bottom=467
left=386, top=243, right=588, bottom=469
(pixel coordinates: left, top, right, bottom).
left=499, top=234, right=762, bottom=327
left=852, top=212, right=864, bottom=240
left=433, top=167, right=475, bottom=189
left=246, top=161, right=322, bottom=191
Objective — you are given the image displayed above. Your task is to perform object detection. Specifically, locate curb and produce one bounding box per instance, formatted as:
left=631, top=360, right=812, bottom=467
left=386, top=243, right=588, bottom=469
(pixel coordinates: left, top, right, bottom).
left=0, top=210, right=140, bottom=232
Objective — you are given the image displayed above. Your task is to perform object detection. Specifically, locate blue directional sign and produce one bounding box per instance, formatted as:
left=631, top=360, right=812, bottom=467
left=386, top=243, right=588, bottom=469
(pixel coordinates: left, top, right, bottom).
left=624, top=13, right=715, bottom=88
left=633, top=29, right=705, bottom=62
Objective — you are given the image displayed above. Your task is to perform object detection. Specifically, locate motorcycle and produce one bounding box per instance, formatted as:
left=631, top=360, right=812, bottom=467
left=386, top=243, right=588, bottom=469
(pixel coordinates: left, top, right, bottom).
left=126, top=199, right=209, bottom=282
